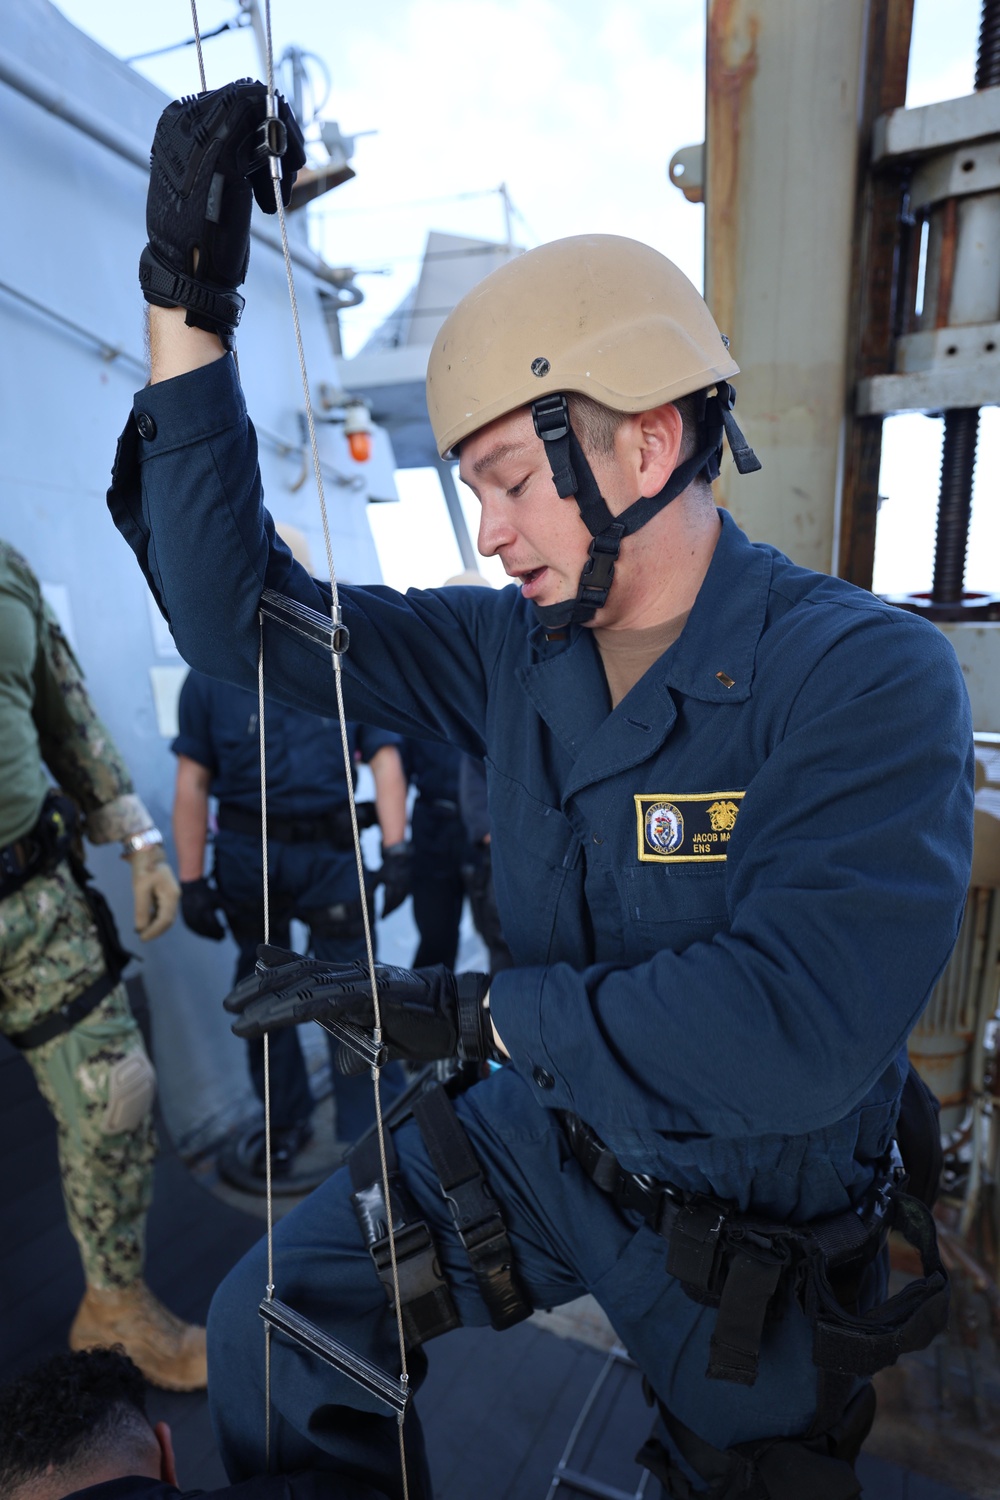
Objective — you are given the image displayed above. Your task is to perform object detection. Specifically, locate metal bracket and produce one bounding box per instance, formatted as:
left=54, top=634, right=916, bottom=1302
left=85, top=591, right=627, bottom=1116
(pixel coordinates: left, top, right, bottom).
left=260, top=589, right=350, bottom=653
left=317, top=1016, right=387, bottom=1070
left=259, top=1297, right=409, bottom=1415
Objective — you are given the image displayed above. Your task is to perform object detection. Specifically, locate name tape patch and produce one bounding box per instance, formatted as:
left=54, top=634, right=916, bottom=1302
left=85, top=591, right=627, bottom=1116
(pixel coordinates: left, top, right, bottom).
left=635, top=792, right=745, bottom=863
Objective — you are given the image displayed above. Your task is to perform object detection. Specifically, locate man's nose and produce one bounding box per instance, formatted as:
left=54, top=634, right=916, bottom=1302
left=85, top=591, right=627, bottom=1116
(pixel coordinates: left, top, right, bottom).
left=477, top=501, right=516, bottom=558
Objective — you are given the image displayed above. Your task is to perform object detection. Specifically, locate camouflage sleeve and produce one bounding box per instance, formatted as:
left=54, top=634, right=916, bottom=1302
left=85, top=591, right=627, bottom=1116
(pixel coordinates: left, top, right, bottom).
left=32, top=597, right=137, bottom=826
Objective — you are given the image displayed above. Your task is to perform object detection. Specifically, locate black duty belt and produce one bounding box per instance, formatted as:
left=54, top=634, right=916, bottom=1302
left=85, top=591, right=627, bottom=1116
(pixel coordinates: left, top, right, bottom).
left=558, top=1109, right=947, bottom=1393
left=8, top=970, right=118, bottom=1051
left=217, top=800, right=377, bottom=848
left=0, top=791, right=78, bottom=901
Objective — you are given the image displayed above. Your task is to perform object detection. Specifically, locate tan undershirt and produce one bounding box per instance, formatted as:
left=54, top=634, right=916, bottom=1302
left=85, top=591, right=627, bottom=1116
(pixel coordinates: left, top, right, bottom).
left=592, top=611, right=691, bottom=709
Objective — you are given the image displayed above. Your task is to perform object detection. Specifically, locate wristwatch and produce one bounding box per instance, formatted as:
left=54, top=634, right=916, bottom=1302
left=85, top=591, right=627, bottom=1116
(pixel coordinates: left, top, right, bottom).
left=121, top=828, right=164, bottom=858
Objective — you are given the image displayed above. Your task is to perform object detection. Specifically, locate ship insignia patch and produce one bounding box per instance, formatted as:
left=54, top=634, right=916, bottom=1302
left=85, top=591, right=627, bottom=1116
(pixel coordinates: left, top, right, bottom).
left=635, top=792, right=745, bottom=863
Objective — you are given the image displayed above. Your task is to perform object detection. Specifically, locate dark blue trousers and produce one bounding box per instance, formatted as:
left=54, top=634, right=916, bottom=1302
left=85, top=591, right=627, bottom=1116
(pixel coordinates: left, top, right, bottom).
left=410, top=801, right=467, bottom=970
left=207, top=1068, right=842, bottom=1500
left=217, top=832, right=403, bottom=1140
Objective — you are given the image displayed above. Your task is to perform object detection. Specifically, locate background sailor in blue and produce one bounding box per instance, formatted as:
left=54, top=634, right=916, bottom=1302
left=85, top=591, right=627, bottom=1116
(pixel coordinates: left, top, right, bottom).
left=401, top=736, right=465, bottom=969
left=110, top=86, right=975, bottom=1500
left=171, top=662, right=408, bottom=1159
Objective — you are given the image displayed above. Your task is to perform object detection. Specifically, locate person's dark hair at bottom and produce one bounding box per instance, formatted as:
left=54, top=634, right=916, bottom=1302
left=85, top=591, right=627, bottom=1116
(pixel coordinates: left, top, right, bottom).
left=0, top=1348, right=388, bottom=1500
left=0, top=1349, right=165, bottom=1500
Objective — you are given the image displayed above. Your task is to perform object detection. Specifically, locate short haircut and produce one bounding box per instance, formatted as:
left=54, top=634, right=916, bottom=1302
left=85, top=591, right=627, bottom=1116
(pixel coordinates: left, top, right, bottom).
left=0, top=1350, right=152, bottom=1497
left=567, top=391, right=705, bottom=465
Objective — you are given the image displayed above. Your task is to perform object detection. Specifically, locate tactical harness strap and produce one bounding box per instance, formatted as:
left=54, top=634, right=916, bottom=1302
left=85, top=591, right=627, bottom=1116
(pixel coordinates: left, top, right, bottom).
left=411, top=1083, right=532, bottom=1331
left=639, top=1380, right=877, bottom=1500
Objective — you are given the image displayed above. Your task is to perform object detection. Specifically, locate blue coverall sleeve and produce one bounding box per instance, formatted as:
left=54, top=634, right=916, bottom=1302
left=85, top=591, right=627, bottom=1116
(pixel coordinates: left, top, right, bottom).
left=110, top=357, right=497, bottom=757
left=490, top=611, right=974, bottom=1143
left=355, top=724, right=402, bottom=763
left=170, top=670, right=216, bottom=770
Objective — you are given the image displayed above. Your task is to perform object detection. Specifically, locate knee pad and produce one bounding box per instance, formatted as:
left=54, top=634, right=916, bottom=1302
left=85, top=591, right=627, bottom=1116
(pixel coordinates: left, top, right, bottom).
left=102, top=1050, right=157, bottom=1134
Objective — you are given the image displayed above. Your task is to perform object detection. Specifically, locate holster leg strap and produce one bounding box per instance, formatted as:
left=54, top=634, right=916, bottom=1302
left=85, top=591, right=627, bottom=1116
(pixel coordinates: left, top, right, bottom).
left=7, top=969, right=116, bottom=1051
left=412, top=1082, right=531, bottom=1332
left=348, top=1126, right=460, bottom=1347
left=638, top=1382, right=875, bottom=1500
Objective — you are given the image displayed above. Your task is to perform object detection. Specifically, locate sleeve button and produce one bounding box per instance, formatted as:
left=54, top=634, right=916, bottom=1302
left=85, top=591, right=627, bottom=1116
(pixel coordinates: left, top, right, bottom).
left=136, top=412, right=157, bottom=440
left=532, top=1066, right=554, bottom=1090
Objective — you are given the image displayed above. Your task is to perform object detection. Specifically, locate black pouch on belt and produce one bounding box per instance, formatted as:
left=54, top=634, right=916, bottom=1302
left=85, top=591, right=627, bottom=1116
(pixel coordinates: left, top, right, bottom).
left=66, top=850, right=134, bottom=984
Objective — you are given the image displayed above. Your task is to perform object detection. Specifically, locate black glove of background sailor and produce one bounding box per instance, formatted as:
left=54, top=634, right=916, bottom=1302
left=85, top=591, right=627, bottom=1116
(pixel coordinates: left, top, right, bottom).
left=224, top=944, right=498, bottom=1064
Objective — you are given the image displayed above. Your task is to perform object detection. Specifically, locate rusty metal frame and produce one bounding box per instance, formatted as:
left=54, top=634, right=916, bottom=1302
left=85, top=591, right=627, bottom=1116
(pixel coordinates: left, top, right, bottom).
left=837, top=0, right=915, bottom=587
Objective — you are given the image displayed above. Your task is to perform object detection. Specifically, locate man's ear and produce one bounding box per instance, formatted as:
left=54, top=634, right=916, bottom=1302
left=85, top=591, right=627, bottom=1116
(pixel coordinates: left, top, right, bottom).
left=153, top=1423, right=178, bottom=1489
left=635, top=403, right=684, bottom=496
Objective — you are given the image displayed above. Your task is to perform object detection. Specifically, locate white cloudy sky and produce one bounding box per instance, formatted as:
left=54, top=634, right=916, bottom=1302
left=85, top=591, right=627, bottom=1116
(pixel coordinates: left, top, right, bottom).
left=56, top=0, right=997, bottom=598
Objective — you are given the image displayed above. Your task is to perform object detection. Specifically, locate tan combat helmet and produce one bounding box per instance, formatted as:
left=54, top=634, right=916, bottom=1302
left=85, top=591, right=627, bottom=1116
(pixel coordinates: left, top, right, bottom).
left=427, top=234, right=739, bottom=458
left=426, top=235, right=760, bottom=629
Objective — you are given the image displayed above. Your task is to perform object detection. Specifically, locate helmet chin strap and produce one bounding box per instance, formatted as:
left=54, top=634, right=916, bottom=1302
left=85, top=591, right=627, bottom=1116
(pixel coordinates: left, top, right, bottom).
left=530, top=385, right=760, bottom=630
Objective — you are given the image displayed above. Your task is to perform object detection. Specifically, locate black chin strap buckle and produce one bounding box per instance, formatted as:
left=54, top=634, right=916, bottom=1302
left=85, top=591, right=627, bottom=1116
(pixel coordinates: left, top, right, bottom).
left=533, top=522, right=626, bottom=630
left=579, top=523, right=625, bottom=606
left=531, top=394, right=578, bottom=498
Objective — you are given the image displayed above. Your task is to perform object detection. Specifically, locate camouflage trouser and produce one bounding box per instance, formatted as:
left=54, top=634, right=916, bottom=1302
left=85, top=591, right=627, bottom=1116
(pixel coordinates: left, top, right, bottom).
left=0, top=858, right=157, bottom=1289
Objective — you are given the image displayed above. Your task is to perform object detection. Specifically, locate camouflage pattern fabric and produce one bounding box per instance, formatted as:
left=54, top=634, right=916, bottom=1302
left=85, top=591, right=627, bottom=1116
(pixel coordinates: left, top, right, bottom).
left=0, top=539, right=134, bottom=847
left=0, top=859, right=156, bottom=1288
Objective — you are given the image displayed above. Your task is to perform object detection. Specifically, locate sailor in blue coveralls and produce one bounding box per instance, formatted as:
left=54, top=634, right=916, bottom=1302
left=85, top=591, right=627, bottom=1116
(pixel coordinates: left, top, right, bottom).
left=111, top=85, right=974, bottom=1500
left=171, top=665, right=409, bottom=1154
left=401, top=736, right=467, bottom=969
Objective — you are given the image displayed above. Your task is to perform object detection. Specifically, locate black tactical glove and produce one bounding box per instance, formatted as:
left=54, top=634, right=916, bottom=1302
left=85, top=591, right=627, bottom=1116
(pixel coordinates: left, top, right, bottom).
left=224, top=944, right=498, bottom=1064
left=378, top=840, right=413, bottom=918
left=140, top=79, right=306, bottom=348
left=180, top=877, right=226, bottom=941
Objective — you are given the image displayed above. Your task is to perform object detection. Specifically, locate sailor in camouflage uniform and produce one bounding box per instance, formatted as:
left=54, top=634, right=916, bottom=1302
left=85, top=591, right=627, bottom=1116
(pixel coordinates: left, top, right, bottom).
left=0, top=538, right=205, bottom=1391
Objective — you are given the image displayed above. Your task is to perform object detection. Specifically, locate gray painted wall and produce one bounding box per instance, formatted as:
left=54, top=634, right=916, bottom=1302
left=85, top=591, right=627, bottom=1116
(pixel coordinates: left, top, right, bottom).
left=1, top=0, right=399, bottom=1154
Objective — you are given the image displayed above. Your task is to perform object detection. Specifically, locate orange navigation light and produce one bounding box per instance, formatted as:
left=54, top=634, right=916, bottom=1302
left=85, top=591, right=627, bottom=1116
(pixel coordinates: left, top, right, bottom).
left=344, top=400, right=372, bottom=463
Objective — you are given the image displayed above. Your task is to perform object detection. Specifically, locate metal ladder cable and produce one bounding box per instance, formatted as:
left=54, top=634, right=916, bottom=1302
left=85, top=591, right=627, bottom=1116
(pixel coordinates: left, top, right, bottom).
left=186, top=3, right=411, bottom=1491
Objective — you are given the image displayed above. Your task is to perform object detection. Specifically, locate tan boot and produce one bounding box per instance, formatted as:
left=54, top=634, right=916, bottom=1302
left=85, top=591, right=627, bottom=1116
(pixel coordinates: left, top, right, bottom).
left=69, top=1281, right=207, bottom=1391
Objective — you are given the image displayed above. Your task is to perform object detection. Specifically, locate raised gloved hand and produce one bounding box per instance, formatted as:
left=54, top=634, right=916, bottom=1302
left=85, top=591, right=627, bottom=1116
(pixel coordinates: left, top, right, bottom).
left=224, top=944, right=498, bottom=1064
left=128, top=845, right=180, bottom=942
left=180, top=877, right=226, bottom=941
left=140, top=79, right=306, bottom=348
left=378, top=840, right=413, bottom=917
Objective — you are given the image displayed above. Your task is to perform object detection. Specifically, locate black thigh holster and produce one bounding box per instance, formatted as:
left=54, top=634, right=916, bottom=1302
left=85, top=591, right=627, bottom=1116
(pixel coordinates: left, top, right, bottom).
left=301, top=891, right=373, bottom=943
left=348, top=1124, right=460, bottom=1348
left=560, top=1107, right=950, bottom=1497
left=6, top=795, right=132, bottom=1051
left=347, top=1078, right=531, bottom=1346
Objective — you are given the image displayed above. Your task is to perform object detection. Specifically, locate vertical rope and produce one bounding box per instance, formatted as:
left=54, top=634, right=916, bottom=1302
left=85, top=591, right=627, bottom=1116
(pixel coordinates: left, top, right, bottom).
left=259, top=4, right=410, bottom=1492
left=258, top=624, right=276, bottom=1471
left=189, top=0, right=208, bottom=91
